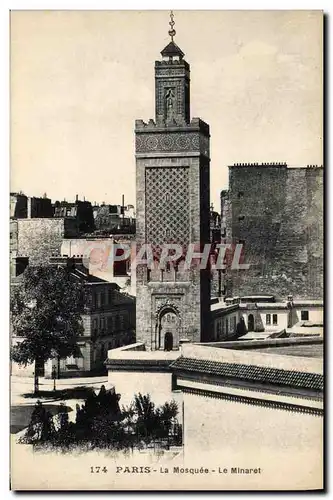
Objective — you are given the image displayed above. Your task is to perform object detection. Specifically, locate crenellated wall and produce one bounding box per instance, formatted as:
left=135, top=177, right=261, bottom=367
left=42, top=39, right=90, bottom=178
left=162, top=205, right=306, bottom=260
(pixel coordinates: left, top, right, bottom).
left=221, top=164, right=323, bottom=299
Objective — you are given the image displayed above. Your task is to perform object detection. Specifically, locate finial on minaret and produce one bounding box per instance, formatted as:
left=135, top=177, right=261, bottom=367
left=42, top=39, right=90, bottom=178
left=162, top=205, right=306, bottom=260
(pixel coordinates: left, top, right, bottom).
left=168, top=10, right=176, bottom=41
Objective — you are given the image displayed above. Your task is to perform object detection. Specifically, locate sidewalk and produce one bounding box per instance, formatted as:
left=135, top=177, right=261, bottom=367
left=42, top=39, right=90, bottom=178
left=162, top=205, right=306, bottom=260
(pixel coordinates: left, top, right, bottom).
left=11, top=374, right=109, bottom=406
left=10, top=375, right=110, bottom=436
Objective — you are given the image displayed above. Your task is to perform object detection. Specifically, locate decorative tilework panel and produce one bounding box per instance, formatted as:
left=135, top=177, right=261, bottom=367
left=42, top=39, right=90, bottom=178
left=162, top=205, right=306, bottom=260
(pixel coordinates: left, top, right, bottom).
left=145, top=167, right=190, bottom=246
left=136, top=132, right=201, bottom=154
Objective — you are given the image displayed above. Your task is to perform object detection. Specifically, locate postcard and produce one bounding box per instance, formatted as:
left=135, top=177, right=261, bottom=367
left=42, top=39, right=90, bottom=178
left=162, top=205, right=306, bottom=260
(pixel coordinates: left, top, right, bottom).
left=10, top=9, right=323, bottom=491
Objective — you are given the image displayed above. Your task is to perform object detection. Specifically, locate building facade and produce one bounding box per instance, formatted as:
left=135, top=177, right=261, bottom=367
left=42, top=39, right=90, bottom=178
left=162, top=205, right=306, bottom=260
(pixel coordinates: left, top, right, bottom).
left=10, top=193, right=53, bottom=219
left=211, top=294, right=323, bottom=341
left=221, top=163, right=323, bottom=300
left=135, top=34, right=211, bottom=351
left=48, top=257, right=136, bottom=377
left=53, top=196, right=95, bottom=234
left=93, top=203, right=136, bottom=234
left=61, top=236, right=135, bottom=295
left=11, top=257, right=136, bottom=378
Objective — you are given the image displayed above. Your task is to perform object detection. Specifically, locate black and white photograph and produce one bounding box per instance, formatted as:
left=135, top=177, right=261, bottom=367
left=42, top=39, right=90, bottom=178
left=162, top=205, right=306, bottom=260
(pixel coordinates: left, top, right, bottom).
left=9, top=8, right=323, bottom=491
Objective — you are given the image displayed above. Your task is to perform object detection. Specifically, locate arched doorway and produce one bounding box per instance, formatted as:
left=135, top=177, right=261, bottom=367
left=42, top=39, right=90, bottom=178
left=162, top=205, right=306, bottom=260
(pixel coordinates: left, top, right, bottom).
left=248, top=314, right=254, bottom=332
left=164, top=332, right=173, bottom=351
left=157, top=307, right=179, bottom=350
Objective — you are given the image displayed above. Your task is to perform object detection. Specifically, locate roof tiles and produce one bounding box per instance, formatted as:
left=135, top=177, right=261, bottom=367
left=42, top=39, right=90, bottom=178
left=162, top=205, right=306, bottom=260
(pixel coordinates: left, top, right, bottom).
left=170, top=357, right=323, bottom=391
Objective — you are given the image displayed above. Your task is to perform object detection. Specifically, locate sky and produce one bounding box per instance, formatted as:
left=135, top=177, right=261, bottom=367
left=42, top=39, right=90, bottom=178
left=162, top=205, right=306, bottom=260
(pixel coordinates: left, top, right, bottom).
left=10, top=10, right=323, bottom=210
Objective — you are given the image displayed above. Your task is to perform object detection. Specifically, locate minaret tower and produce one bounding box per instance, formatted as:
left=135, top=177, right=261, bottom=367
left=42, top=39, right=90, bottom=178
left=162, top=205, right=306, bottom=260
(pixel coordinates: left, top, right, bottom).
left=135, top=12, right=211, bottom=351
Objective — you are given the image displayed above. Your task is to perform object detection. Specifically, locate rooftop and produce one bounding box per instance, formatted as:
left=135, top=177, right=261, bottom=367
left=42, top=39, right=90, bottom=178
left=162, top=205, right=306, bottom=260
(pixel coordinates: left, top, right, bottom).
left=170, top=356, right=323, bottom=392
left=240, top=295, right=275, bottom=300
left=70, top=268, right=118, bottom=285
left=287, top=321, right=323, bottom=337
left=211, top=301, right=238, bottom=312
left=230, top=163, right=323, bottom=169
left=237, top=331, right=280, bottom=341
left=239, top=302, right=288, bottom=309
left=207, top=336, right=323, bottom=359
left=182, top=341, right=323, bottom=374
left=292, top=299, right=324, bottom=307
left=253, top=344, right=323, bottom=359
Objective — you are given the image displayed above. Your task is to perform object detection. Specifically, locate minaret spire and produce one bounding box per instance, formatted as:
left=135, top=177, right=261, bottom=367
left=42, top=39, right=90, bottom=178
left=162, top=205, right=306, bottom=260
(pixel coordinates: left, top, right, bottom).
left=168, top=10, right=176, bottom=41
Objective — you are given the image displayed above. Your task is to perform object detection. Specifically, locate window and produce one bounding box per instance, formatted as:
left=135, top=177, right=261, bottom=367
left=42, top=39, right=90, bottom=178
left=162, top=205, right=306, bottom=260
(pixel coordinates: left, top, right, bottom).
left=97, top=293, right=101, bottom=308
left=100, top=317, right=105, bottom=330
left=233, top=316, right=237, bottom=332
left=108, top=289, right=112, bottom=305
left=165, top=228, right=171, bottom=238
left=273, top=314, right=278, bottom=325
left=301, top=310, right=309, bottom=321
left=66, top=355, right=76, bottom=365
left=238, top=191, right=244, bottom=199
left=107, top=317, right=113, bottom=332
left=114, top=247, right=128, bottom=276
left=100, top=344, right=107, bottom=360
left=100, top=292, right=104, bottom=306
left=225, top=318, right=229, bottom=334
left=217, top=322, right=221, bottom=335
left=266, top=314, right=271, bottom=325
left=238, top=215, right=245, bottom=221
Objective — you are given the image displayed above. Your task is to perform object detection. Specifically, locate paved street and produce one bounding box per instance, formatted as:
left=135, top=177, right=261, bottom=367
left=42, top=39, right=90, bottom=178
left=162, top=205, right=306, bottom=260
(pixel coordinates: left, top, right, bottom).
left=10, top=375, right=110, bottom=435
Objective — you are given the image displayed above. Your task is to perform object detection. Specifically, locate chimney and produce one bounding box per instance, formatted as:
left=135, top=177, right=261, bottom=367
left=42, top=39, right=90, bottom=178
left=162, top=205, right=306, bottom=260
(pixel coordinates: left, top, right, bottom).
left=75, top=194, right=78, bottom=202
left=27, top=197, right=32, bottom=218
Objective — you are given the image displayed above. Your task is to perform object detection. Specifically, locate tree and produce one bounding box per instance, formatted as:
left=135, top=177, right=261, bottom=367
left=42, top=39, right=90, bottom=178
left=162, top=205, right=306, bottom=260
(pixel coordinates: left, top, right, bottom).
left=74, top=386, right=121, bottom=445
left=22, top=400, right=55, bottom=443
left=133, top=393, right=157, bottom=440
left=10, top=266, right=84, bottom=393
left=19, top=388, right=182, bottom=450
left=132, top=393, right=179, bottom=444
left=158, top=400, right=179, bottom=441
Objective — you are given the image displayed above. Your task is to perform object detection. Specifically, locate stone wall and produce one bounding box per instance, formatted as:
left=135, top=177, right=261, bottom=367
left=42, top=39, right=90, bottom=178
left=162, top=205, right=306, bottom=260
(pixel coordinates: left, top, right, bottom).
left=222, top=165, right=323, bottom=299
left=17, top=218, right=78, bottom=266
left=212, top=308, right=241, bottom=340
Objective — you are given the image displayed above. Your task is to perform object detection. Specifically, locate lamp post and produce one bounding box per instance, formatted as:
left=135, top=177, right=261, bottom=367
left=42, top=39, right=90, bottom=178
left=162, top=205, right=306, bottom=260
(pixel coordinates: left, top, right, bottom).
left=52, top=365, right=57, bottom=392
left=50, top=349, right=58, bottom=392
